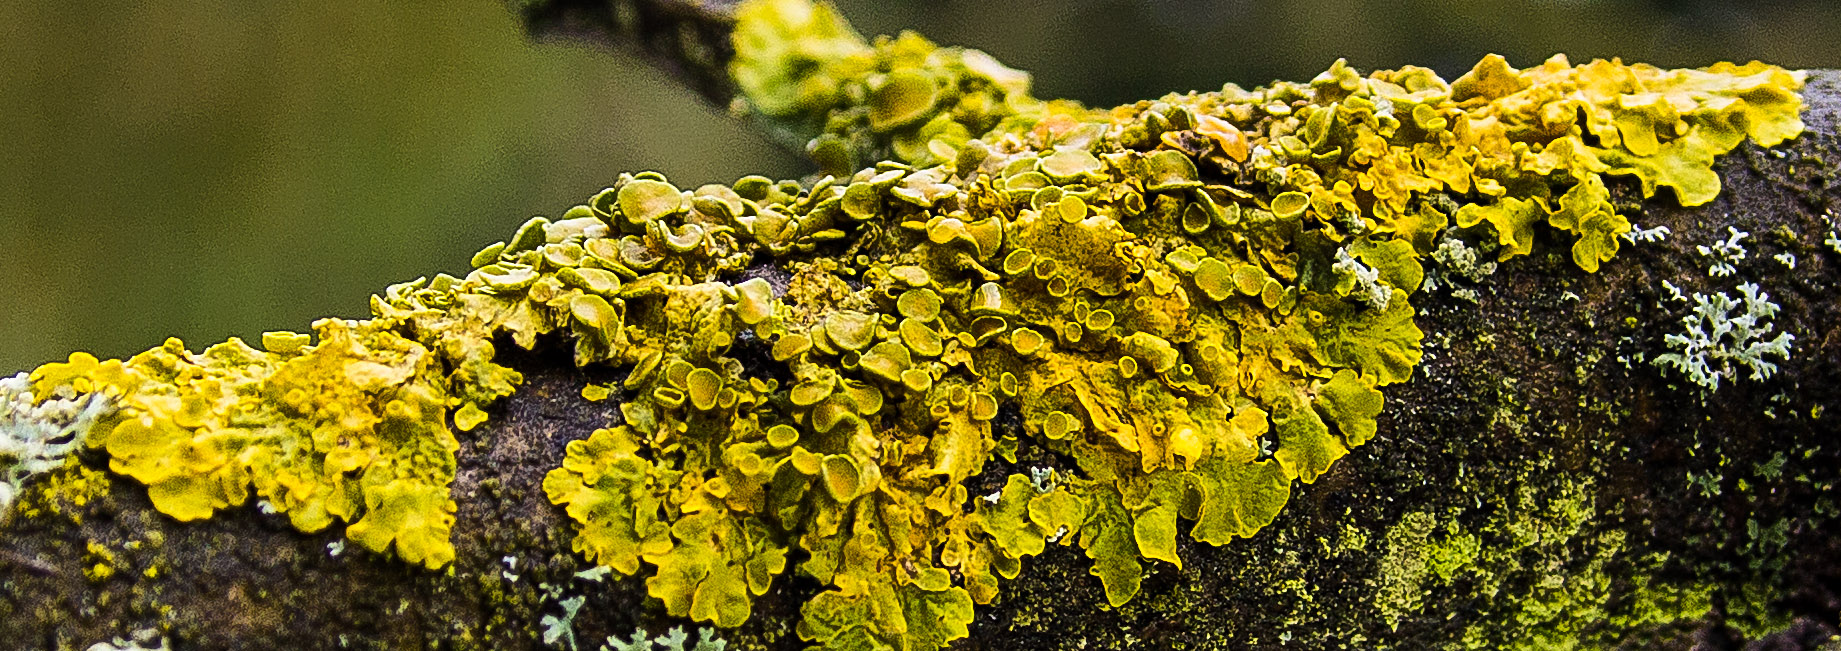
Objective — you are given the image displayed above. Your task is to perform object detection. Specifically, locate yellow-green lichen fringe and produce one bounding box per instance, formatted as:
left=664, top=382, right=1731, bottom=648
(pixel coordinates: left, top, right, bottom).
left=729, top=0, right=1090, bottom=175
left=553, top=15, right=1792, bottom=647
left=16, top=1, right=1807, bottom=648
left=27, top=311, right=520, bottom=569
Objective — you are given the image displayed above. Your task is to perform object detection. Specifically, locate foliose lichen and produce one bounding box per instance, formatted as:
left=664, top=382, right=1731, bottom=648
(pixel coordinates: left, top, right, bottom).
left=604, top=626, right=728, bottom=651
left=1, top=371, right=109, bottom=521
left=1653, top=282, right=1794, bottom=392
left=545, top=35, right=1802, bottom=642
left=1697, top=226, right=1750, bottom=277
left=8, top=0, right=1808, bottom=648
left=730, top=0, right=1081, bottom=174
left=84, top=629, right=168, bottom=651
left=22, top=298, right=522, bottom=568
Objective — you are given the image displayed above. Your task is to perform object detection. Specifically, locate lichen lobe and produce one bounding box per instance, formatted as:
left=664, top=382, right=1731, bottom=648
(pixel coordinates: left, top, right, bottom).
left=10, top=1, right=1810, bottom=649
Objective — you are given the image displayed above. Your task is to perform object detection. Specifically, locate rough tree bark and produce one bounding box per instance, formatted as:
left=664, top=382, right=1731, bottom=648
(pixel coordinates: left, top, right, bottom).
left=3, top=2, right=1840, bottom=650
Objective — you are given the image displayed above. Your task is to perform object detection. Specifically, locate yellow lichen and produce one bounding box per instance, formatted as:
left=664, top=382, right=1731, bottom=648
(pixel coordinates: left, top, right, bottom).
left=84, top=540, right=117, bottom=582
left=12, top=456, right=111, bottom=524
left=730, top=0, right=1090, bottom=173
left=15, top=2, right=1805, bottom=648
left=526, top=113, right=1411, bottom=646
left=29, top=288, right=520, bottom=569
left=528, top=5, right=1795, bottom=645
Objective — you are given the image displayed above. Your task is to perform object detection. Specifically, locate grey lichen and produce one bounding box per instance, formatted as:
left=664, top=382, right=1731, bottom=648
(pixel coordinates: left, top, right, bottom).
left=1621, top=223, right=1672, bottom=244
left=604, top=626, right=727, bottom=651
left=1424, top=235, right=1499, bottom=303
left=542, top=594, right=588, bottom=650
left=1695, top=226, right=1749, bottom=278
left=1, top=372, right=109, bottom=520
left=1333, top=248, right=1392, bottom=311
left=1653, top=283, right=1794, bottom=392
left=83, top=630, right=169, bottom=651
left=1430, top=235, right=1498, bottom=283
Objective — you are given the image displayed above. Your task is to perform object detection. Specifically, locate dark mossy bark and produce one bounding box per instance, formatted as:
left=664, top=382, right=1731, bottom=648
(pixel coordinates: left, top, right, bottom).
left=4, top=7, right=1841, bottom=647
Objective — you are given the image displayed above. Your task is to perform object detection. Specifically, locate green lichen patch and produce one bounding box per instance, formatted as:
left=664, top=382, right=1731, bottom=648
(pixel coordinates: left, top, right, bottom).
left=1363, top=459, right=1732, bottom=651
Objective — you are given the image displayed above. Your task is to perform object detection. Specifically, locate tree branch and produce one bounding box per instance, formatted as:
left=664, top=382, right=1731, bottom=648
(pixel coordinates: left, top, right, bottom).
left=519, top=0, right=747, bottom=110
left=5, top=3, right=1840, bottom=650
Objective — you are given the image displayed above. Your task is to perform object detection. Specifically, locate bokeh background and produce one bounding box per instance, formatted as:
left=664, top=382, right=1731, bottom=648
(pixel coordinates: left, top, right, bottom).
left=4, top=0, right=1839, bottom=373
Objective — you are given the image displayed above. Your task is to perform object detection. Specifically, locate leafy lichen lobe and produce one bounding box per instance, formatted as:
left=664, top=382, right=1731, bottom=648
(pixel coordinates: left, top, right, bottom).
left=15, top=1, right=1807, bottom=649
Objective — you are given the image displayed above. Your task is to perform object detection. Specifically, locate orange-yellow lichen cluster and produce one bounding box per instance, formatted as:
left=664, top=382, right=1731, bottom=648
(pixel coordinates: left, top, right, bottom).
left=1135, top=53, right=1802, bottom=274
left=28, top=307, right=518, bottom=569
left=523, top=134, right=1414, bottom=649
left=731, top=0, right=1087, bottom=174
left=15, top=1, right=1805, bottom=649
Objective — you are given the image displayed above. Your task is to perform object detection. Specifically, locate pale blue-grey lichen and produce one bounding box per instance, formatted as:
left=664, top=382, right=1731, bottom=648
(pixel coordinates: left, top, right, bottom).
left=1622, top=223, right=1672, bottom=244
left=1424, top=235, right=1497, bottom=302
left=83, top=630, right=168, bottom=651
left=1696, top=226, right=1749, bottom=277
left=1653, top=282, right=1794, bottom=391
left=542, top=594, right=589, bottom=651
left=1332, top=248, right=1392, bottom=311
left=604, top=626, right=727, bottom=651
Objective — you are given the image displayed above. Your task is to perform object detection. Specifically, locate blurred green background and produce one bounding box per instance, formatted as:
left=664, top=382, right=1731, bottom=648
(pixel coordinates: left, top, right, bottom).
left=4, top=0, right=1839, bottom=373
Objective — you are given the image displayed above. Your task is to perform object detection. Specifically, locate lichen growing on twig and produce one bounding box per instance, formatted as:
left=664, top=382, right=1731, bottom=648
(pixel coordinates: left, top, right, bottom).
left=1, top=372, right=108, bottom=521
left=6, top=0, right=1808, bottom=648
